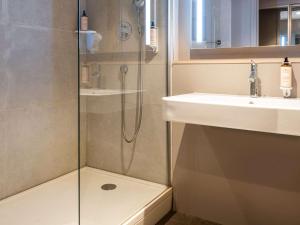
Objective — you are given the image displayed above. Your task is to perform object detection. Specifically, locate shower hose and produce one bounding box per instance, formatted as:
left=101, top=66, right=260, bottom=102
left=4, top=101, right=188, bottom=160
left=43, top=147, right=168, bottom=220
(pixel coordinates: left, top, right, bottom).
left=120, top=9, right=143, bottom=144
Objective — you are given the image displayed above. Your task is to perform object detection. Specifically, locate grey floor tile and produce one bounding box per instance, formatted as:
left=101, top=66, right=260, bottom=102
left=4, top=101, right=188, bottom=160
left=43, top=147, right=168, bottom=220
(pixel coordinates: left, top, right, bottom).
left=190, top=217, right=222, bottom=225
left=157, top=213, right=221, bottom=225
left=170, top=213, right=193, bottom=224
left=164, top=221, right=187, bottom=225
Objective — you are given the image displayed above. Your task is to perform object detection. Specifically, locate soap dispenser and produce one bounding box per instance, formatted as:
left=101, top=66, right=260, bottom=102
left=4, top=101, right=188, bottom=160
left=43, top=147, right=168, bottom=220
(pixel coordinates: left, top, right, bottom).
left=150, top=21, right=158, bottom=53
left=280, top=57, right=293, bottom=98
left=81, top=10, right=89, bottom=31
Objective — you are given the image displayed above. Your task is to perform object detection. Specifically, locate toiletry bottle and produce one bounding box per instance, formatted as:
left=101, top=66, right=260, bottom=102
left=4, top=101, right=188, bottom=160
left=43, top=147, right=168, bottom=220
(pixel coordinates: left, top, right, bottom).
left=90, top=63, right=101, bottom=89
left=81, top=10, right=88, bottom=31
left=280, top=57, right=293, bottom=98
left=150, top=21, right=158, bottom=52
left=81, top=64, right=89, bottom=85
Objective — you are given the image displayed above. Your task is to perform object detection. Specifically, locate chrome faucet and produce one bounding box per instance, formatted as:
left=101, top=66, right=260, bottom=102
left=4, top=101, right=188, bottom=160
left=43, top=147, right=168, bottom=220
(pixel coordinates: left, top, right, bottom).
left=249, top=61, right=258, bottom=97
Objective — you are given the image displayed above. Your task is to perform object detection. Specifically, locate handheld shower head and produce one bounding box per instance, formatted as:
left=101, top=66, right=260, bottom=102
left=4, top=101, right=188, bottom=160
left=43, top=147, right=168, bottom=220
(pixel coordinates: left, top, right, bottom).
left=133, top=0, right=145, bottom=9
left=133, top=0, right=144, bottom=35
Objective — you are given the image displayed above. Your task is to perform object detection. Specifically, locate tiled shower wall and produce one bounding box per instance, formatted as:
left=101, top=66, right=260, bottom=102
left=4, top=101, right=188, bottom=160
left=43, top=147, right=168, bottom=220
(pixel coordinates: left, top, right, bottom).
left=0, top=0, right=78, bottom=199
left=81, top=0, right=169, bottom=185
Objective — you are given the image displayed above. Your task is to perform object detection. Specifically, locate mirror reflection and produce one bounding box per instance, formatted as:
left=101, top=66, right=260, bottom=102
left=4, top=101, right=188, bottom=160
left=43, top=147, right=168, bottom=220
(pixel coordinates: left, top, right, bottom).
left=191, top=0, right=300, bottom=49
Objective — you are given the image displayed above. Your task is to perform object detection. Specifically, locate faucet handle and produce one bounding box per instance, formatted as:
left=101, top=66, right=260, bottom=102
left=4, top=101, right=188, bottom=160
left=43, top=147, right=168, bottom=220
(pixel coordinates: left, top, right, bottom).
left=249, top=76, right=256, bottom=83
left=250, top=60, right=257, bottom=73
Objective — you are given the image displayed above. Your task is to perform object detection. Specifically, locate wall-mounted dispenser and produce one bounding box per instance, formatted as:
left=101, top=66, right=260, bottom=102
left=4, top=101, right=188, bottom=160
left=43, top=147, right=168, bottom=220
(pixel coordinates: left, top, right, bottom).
left=145, top=0, right=158, bottom=53
left=280, top=57, right=293, bottom=98
left=77, top=31, right=102, bottom=54
left=77, top=10, right=102, bottom=54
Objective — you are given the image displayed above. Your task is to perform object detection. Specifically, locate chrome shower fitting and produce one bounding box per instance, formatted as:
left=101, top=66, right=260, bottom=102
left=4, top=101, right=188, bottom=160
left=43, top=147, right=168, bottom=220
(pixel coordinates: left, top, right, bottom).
left=133, top=0, right=145, bottom=9
left=249, top=60, right=258, bottom=98
left=120, top=1, right=144, bottom=144
left=133, top=0, right=144, bottom=36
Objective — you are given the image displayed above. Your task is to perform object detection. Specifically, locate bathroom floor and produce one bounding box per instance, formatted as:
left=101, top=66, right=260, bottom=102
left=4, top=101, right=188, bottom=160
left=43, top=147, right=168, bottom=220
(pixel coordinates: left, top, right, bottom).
left=0, top=167, right=171, bottom=225
left=157, top=213, right=222, bottom=225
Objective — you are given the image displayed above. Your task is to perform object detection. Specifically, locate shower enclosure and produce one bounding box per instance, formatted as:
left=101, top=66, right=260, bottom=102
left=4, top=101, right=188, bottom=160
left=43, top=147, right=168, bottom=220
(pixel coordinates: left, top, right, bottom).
left=79, top=0, right=171, bottom=224
left=0, top=0, right=170, bottom=224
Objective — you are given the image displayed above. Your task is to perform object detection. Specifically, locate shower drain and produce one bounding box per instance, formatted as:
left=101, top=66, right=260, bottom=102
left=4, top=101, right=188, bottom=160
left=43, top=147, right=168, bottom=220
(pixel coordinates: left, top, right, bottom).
left=101, top=184, right=117, bottom=191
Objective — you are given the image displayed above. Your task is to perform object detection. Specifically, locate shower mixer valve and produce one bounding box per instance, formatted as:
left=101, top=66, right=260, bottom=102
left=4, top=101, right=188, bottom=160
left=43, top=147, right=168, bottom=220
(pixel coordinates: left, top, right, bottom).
left=120, top=64, right=128, bottom=75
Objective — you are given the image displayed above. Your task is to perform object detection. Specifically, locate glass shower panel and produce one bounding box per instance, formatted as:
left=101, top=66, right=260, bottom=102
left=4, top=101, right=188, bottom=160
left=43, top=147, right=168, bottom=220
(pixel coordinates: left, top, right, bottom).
left=0, top=1, right=79, bottom=225
left=79, top=0, right=169, bottom=224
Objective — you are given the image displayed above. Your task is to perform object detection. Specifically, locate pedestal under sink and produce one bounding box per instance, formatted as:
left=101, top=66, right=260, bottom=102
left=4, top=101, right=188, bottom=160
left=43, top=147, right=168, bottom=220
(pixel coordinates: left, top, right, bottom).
left=162, top=93, right=300, bottom=136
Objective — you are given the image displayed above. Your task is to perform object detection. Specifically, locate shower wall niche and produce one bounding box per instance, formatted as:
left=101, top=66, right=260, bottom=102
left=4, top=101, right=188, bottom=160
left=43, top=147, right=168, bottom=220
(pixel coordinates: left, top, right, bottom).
left=80, top=0, right=169, bottom=185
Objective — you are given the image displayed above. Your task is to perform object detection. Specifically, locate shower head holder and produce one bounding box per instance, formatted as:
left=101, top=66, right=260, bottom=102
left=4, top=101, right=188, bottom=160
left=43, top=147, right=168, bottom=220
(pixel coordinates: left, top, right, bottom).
left=133, top=0, right=145, bottom=9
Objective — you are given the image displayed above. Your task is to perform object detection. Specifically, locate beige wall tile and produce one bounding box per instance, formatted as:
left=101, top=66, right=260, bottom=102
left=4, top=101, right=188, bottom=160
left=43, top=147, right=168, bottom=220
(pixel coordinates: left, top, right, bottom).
left=8, top=0, right=77, bottom=30
left=85, top=0, right=168, bottom=65
left=83, top=0, right=169, bottom=185
left=3, top=101, right=77, bottom=199
left=0, top=1, right=2, bottom=24
left=173, top=63, right=300, bottom=97
left=0, top=112, right=7, bottom=200
left=87, top=104, right=168, bottom=184
left=80, top=96, right=87, bottom=167
left=0, top=0, right=78, bottom=199
left=0, top=0, right=5, bottom=25
left=84, top=62, right=169, bottom=184
left=0, top=25, right=9, bottom=111
left=143, top=64, right=168, bottom=105
left=4, top=17, right=77, bottom=109
left=86, top=0, right=121, bottom=54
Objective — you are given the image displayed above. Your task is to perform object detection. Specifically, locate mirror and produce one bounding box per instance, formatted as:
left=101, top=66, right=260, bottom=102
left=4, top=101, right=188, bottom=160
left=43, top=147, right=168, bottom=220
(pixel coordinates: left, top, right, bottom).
left=191, top=0, right=300, bottom=49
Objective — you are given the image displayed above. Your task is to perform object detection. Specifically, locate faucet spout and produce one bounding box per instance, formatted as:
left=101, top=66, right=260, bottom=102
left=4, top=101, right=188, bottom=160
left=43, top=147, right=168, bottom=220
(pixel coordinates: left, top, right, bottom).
left=249, top=61, right=258, bottom=97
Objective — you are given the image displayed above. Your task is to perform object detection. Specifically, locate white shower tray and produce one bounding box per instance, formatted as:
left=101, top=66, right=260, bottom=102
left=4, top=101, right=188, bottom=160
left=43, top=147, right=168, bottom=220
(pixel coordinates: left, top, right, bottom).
left=0, top=167, right=172, bottom=225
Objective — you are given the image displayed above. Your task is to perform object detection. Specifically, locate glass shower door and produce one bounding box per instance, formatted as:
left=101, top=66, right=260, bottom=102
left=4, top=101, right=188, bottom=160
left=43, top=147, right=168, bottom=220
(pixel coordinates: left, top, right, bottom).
left=0, top=1, right=79, bottom=224
left=79, top=0, right=170, bottom=224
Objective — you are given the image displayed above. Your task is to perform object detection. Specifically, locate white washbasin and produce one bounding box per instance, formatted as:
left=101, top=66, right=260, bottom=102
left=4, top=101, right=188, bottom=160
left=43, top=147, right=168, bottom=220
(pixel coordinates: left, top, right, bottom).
left=162, top=93, right=300, bottom=136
